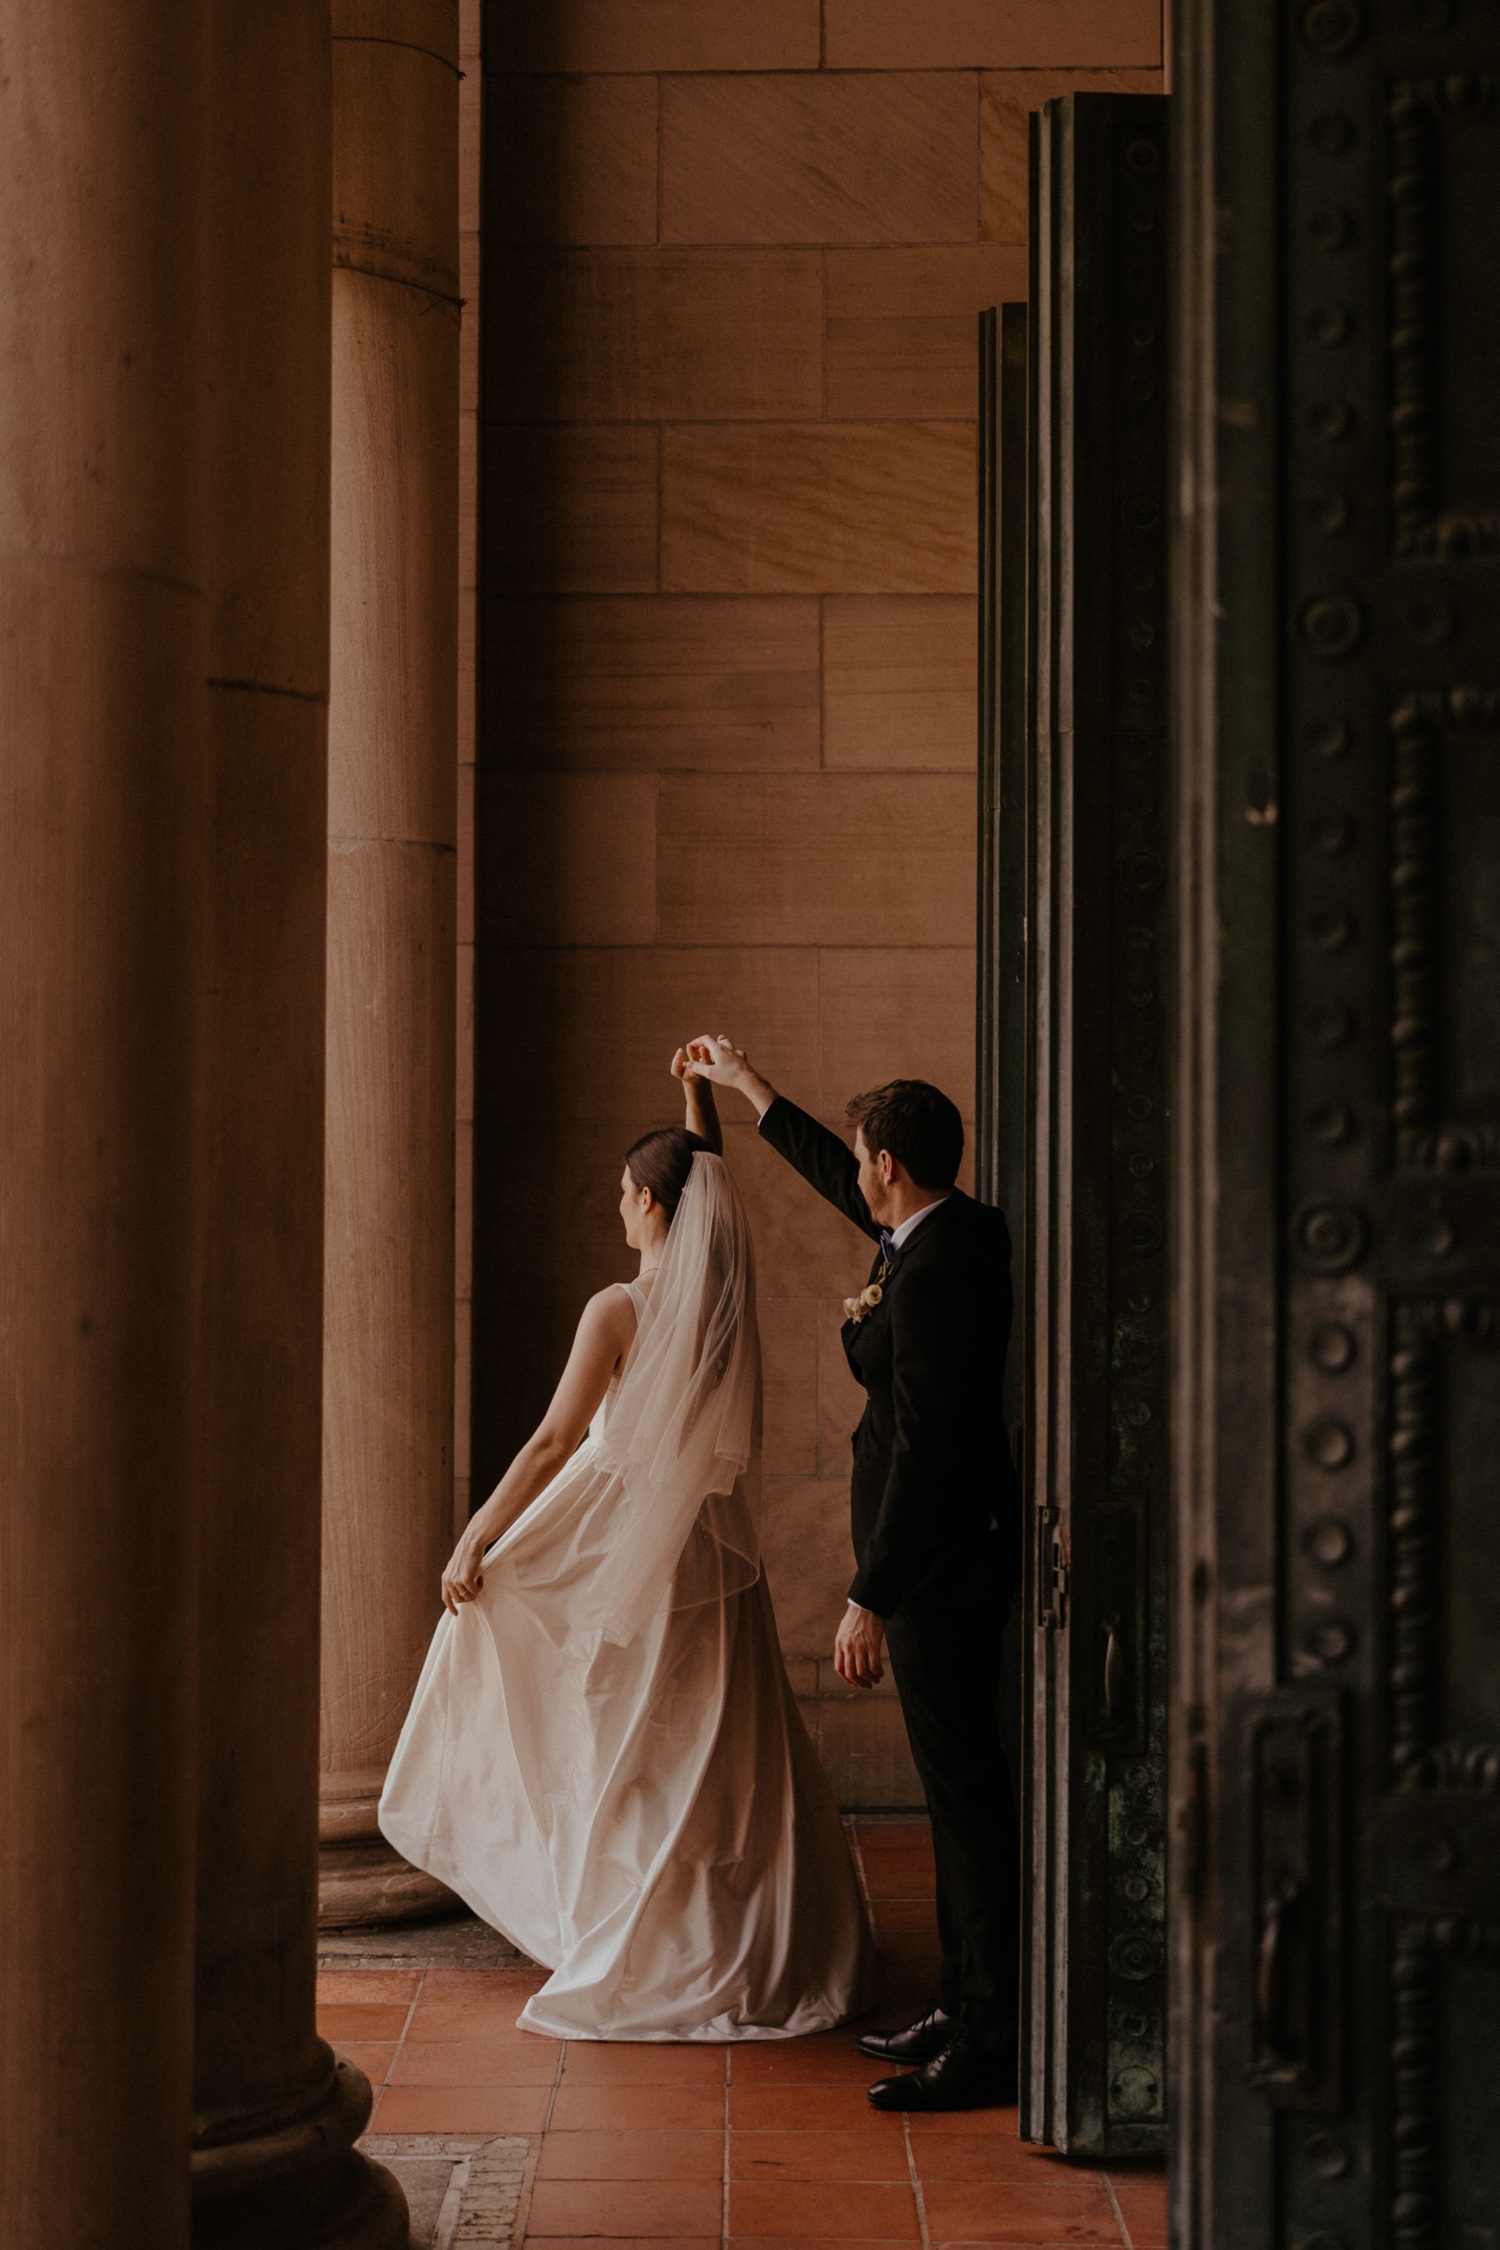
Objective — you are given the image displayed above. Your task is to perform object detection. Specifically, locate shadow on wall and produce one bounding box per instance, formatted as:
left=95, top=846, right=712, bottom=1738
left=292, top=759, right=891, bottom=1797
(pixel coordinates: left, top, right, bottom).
left=474, top=51, right=606, bottom=1492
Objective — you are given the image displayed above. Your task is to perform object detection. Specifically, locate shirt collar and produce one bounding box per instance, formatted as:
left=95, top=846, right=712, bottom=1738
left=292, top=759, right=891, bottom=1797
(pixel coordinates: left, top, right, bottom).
left=888, top=1196, right=950, bottom=1253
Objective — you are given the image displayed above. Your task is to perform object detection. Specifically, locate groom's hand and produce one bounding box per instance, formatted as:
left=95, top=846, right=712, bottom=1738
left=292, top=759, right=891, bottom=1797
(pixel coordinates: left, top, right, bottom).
left=834, top=1601, right=886, bottom=1690
left=684, top=1035, right=777, bottom=1118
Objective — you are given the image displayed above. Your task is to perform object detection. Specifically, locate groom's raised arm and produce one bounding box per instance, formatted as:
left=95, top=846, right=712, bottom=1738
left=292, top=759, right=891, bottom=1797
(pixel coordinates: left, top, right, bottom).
left=757, top=1097, right=878, bottom=1241
left=683, top=1036, right=879, bottom=1241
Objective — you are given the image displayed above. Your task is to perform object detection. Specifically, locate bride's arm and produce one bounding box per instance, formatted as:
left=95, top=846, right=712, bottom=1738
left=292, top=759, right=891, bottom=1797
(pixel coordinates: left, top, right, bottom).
left=671, top=1044, right=724, bottom=1155
left=441, top=1284, right=637, bottom=1613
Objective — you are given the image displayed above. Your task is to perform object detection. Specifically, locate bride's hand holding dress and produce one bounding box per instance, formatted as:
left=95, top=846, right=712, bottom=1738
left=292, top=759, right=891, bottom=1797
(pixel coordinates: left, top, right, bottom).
left=439, top=1283, right=637, bottom=1614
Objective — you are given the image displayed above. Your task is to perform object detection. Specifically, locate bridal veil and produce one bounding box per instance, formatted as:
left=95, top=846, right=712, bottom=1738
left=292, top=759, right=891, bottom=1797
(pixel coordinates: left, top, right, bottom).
left=549, top=1149, right=763, bottom=1645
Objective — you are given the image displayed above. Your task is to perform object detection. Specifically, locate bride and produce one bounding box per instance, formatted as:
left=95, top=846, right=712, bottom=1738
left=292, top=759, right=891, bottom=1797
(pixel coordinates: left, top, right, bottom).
left=380, top=1052, right=872, bottom=2041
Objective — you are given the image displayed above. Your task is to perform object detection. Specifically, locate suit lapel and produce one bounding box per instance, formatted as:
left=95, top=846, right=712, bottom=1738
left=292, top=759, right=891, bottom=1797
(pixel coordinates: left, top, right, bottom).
left=885, top=1193, right=965, bottom=1273
left=848, top=1195, right=967, bottom=1340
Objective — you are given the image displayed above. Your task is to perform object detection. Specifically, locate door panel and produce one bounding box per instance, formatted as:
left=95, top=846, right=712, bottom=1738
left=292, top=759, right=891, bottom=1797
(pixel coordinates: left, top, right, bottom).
left=979, top=301, right=1032, bottom=1787
left=1172, top=3, right=1500, bottom=2241
left=977, top=300, right=1029, bottom=1433
left=1018, top=92, right=1171, bottom=2159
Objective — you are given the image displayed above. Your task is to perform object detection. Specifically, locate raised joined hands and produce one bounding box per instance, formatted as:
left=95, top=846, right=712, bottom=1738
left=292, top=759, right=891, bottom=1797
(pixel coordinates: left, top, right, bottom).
left=679, top=1036, right=776, bottom=1116
left=671, top=1042, right=727, bottom=1153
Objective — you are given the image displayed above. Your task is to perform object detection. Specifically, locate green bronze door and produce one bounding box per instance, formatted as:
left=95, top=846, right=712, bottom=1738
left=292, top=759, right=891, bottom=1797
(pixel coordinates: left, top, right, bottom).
left=987, top=92, right=1172, bottom=2158
left=1171, top=1, right=1500, bottom=2240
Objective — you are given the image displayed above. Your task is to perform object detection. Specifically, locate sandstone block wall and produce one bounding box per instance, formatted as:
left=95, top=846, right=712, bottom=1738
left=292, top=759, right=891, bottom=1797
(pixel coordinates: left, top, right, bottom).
left=467, top=0, right=1163, bottom=1800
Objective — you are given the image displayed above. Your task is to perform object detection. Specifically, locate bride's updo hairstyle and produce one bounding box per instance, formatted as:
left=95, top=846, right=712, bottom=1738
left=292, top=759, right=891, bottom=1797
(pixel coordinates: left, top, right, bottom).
left=625, top=1127, right=713, bottom=1221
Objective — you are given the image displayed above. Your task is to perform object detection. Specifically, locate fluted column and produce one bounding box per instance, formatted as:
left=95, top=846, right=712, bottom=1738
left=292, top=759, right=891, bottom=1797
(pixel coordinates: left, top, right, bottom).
left=320, top=0, right=460, bottom=1925
left=0, top=7, right=209, bottom=2241
left=188, top=7, right=406, bottom=2245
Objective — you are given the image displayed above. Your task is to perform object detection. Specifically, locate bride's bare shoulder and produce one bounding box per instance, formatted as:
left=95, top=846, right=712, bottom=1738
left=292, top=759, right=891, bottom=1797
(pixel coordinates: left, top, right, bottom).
left=578, top=1282, right=640, bottom=1340
left=555, top=1284, right=639, bottom=1393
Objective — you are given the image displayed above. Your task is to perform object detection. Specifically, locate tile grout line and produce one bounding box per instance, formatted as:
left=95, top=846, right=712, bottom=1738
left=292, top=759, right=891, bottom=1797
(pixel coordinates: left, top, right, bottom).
left=816, top=582, right=826, bottom=776
left=721, top=2044, right=732, bottom=2247
left=1105, top=2171, right=1135, bottom=2247
left=374, top=1968, right=424, bottom=2122
left=846, top=1815, right=872, bottom=1918
left=509, top=2034, right=567, bottom=2250
left=903, top=2114, right=931, bottom=2250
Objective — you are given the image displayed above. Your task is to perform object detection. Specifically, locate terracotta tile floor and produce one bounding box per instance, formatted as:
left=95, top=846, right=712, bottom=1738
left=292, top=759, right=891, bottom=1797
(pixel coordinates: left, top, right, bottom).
left=320, top=1819, right=1168, bottom=2246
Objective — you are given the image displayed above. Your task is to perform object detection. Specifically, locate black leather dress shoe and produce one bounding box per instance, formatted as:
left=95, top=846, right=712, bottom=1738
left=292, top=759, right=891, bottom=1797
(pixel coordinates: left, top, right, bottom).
left=856, top=1999, right=957, bottom=2064
left=866, top=2029, right=1019, bottom=2112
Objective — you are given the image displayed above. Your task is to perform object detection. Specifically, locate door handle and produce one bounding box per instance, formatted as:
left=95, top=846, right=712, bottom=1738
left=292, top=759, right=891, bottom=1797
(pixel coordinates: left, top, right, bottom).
left=1103, top=1614, right=1126, bottom=1719
left=1246, top=1691, right=1343, bottom=2107
left=1255, top=1880, right=1303, bottom=2066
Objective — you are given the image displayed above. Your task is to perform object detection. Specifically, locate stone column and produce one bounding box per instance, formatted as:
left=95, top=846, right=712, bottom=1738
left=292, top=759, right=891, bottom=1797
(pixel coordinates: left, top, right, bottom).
left=188, top=7, right=406, bottom=2245
left=320, top=0, right=460, bottom=1926
left=0, top=7, right=208, bottom=2242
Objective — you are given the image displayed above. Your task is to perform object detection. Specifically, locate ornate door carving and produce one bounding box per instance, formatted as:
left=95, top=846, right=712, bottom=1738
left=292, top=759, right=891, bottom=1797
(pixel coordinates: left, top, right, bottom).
left=1009, top=92, right=1171, bottom=2158
left=1172, top=3, right=1500, bottom=2240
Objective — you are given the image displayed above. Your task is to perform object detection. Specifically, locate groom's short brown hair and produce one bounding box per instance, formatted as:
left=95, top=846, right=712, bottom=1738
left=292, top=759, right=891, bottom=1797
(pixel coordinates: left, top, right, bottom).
left=846, top=1079, right=963, bottom=1190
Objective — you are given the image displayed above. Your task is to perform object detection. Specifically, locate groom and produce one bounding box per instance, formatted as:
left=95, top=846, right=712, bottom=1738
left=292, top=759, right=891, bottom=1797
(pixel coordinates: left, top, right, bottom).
left=685, top=1038, right=1021, bottom=2111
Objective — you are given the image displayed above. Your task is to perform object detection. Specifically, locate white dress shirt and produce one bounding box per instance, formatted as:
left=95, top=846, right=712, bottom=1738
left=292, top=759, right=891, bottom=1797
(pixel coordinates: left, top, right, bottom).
left=885, top=1197, right=948, bottom=1252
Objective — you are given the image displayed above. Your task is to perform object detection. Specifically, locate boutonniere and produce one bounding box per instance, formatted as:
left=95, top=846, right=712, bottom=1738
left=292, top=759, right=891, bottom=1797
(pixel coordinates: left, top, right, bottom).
left=844, top=1259, right=892, bottom=1326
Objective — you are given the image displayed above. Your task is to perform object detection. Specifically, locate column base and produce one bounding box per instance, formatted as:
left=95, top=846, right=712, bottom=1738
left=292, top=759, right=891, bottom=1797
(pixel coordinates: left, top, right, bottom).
left=319, top=1767, right=457, bottom=1930
left=320, top=1835, right=458, bottom=1929
left=192, top=2051, right=408, bottom=2249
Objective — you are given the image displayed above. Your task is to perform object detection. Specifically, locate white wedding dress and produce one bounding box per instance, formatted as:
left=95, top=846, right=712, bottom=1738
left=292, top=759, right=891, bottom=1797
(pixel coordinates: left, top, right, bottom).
left=380, top=1153, right=872, bottom=2041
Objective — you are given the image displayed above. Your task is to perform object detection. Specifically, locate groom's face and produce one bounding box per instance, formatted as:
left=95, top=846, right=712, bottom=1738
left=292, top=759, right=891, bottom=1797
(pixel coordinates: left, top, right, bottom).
left=854, top=1128, right=897, bottom=1224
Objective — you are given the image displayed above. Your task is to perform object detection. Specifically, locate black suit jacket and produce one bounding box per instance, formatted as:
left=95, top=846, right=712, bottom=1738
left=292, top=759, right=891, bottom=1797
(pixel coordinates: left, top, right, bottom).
left=759, top=1098, right=1020, bottom=1619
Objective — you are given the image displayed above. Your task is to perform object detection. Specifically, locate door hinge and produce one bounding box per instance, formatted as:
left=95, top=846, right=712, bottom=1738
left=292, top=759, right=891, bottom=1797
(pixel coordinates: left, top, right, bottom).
left=1038, top=1507, right=1069, bottom=1628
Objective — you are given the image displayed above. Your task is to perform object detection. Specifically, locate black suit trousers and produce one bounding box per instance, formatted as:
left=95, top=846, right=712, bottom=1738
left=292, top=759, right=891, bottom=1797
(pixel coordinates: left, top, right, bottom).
left=884, top=1569, right=1020, bottom=2055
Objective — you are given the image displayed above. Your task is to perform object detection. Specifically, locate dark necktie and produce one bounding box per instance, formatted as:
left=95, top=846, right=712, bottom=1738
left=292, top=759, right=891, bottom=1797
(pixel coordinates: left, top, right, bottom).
left=878, top=1229, right=898, bottom=1265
